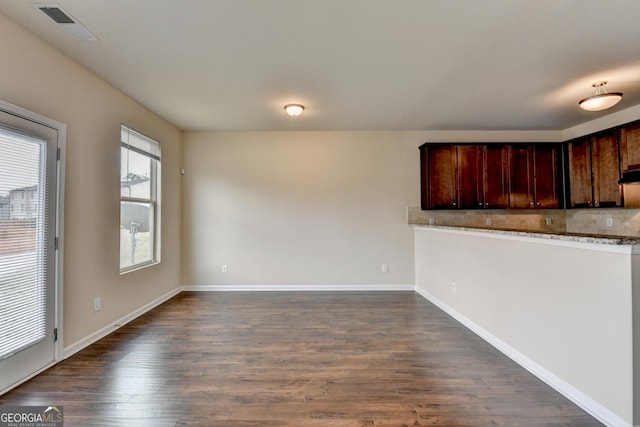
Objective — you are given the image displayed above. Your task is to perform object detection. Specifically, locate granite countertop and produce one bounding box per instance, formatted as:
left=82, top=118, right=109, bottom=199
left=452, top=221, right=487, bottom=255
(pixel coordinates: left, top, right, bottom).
left=412, top=224, right=640, bottom=245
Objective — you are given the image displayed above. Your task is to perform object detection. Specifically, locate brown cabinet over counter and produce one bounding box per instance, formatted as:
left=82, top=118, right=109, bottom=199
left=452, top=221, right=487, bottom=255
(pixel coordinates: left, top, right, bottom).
left=420, top=119, right=640, bottom=211
left=421, top=145, right=457, bottom=209
left=419, top=142, right=562, bottom=210
left=567, top=131, right=621, bottom=208
left=619, top=122, right=640, bottom=176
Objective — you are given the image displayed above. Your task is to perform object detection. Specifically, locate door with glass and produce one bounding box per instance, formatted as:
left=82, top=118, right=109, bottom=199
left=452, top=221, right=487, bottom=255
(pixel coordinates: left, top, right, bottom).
left=0, top=107, right=60, bottom=394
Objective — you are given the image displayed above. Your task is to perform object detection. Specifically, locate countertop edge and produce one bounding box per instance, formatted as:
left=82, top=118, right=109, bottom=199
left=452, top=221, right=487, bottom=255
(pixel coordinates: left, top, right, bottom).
left=411, top=224, right=640, bottom=251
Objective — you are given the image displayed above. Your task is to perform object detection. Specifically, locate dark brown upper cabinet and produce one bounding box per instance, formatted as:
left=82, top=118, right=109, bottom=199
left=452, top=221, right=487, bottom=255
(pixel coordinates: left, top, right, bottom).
left=567, top=131, right=621, bottom=208
left=420, top=144, right=482, bottom=210
left=457, top=145, right=484, bottom=209
left=419, top=120, right=640, bottom=212
left=508, top=145, right=534, bottom=208
left=421, top=145, right=457, bottom=209
left=508, top=145, right=560, bottom=209
left=620, top=122, right=640, bottom=172
left=592, top=131, right=621, bottom=207
left=420, top=143, right=560, bottom=210
left=533, top=144, right=561, bottom=208
left=567, top=138, right=592, bottom=207
left=483, top=145, right=509, bottom=209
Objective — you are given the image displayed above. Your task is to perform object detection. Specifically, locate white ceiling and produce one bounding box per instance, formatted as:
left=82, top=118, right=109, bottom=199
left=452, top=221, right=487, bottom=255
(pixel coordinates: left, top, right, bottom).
left=2, top=0, right=640, bottom=132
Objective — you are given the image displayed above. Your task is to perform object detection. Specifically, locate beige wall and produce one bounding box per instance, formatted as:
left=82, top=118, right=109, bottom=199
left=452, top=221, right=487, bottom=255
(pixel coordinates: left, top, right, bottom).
left=182, top=131, right=419, bottom=287
left=415, top=227, right=634, bottom=425
left=0, top=15, right=182, bottom=347
left=179, top=129, right=580, bottom=288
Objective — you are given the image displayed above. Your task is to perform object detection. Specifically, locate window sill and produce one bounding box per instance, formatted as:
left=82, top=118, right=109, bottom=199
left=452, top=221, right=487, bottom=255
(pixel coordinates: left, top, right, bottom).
left=119, top=260, right=160, bottom=275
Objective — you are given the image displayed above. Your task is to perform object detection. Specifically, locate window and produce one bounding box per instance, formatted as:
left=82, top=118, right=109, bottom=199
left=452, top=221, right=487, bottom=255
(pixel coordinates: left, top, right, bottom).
left=120, top=125, right=160, bottom=272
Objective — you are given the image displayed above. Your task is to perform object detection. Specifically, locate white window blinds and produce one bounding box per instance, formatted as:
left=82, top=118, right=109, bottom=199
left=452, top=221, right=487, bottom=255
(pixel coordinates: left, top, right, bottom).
left=0, top=126, right=48, bottom=359
left=121, top=126, right=160, bottom=160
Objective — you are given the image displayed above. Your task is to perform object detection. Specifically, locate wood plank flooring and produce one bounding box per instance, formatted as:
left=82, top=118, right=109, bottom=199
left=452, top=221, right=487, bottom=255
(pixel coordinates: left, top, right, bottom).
left=0, top=292, right=602, bottom=426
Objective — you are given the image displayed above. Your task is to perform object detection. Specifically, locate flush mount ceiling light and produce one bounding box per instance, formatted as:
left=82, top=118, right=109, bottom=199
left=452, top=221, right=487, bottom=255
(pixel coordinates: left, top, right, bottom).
left=284, top=104, right=304, bottom=117
left=578, top=81, right=623, bottom=112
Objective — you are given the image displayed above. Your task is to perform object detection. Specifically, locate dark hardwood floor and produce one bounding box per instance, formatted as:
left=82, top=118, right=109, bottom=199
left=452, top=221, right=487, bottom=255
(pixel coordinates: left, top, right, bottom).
left=1, top=292, right=602, bottom=426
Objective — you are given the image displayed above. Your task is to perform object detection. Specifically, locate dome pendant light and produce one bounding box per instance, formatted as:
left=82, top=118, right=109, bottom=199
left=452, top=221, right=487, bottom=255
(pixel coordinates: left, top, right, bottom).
left=284, top=104, right=304, bottom=117
left=578, top=81, right=623, bottom=112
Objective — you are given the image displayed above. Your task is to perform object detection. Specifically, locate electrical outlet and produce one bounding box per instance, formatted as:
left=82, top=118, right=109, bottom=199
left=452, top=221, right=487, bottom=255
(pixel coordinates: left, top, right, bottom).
left=545, top=217, right=552, bottom=226
left=606, top=217, right=613, bottom=228
left=451, top=282, right=456, bottom=293
left=221, top=264, right=228, bottom=274
left=485, top=217, right=492, bottom=226
left=428, top=218, right=435, bottom=226
left=381, top=264, right=389, bottom=273
left=93, top=297, right=101, bottom=312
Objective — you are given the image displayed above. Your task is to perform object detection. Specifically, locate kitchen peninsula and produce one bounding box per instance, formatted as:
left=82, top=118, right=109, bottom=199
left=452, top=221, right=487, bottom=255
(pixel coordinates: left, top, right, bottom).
left=409, top=207, right=640, bottom=426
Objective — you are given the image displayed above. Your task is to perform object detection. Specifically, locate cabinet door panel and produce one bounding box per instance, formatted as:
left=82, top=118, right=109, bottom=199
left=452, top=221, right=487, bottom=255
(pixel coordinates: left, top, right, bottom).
left=592, top=131, right=621, bottom=207
left=427, top=146, right=457, bottom=209
left=620, top=123, right=640, bottom=171
left=420, top=146, right=429, bottom=209
left=508, top=146, right=534, bottom=208
left=457, top=146, right=483, bottom=208
left=533, top=145, right=559, bottom=208
left=483, top=145, right=509, bottom=208
left=568, top=138, right=593, bottom=208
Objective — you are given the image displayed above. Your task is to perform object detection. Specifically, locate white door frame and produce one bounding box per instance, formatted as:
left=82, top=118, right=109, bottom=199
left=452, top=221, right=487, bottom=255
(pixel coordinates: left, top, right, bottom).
left=0, top=99, right=65, bottom=390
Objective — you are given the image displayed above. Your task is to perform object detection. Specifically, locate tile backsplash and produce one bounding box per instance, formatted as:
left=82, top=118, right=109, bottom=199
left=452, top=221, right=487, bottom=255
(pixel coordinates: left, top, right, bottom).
left=408, top=206, right=640, bottom=237
left=565, top=208, right=640, bottom=236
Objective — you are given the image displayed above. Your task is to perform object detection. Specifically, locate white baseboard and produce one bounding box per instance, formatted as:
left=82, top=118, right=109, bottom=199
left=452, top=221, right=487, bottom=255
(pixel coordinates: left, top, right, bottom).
left=181, top=284, right=415, bottom=292
left=414, top=286, right=630, bottom=427
left=63, top=287, right=182, bottom=359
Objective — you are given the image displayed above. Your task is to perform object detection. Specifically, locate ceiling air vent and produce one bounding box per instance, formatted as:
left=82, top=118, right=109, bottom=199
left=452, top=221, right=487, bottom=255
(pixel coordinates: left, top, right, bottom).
left=33, top=3, right=98, bottom=41
left=38, top=5, right=75, bottom=24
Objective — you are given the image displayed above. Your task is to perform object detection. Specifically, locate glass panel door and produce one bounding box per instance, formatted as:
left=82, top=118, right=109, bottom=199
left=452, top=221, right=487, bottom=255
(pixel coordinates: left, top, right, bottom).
left=0, top=108, right=59, bottom=394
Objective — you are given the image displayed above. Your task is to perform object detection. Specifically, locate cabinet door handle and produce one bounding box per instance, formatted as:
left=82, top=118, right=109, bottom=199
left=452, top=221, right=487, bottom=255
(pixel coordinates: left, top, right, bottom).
left=452, top=202, right=457, bottom=206
left=594, top=200, right=599, bottom=207
left=536, top=202, right=540, bottom=207
left=587, top=200, right=592, bottom=205
left=485, top=203, right=489, bottom=207
left=529, top=202, right=534, bottom=207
